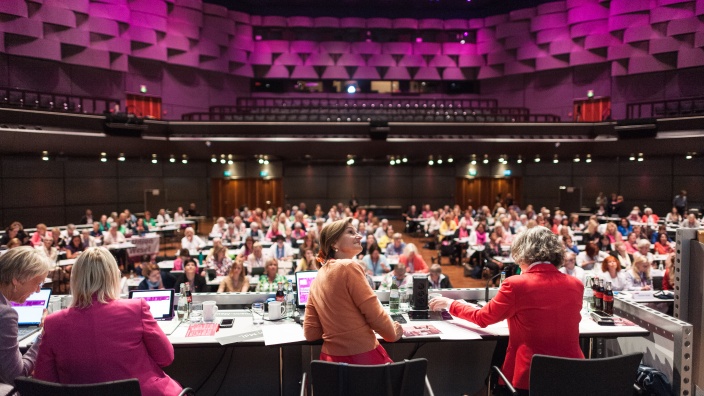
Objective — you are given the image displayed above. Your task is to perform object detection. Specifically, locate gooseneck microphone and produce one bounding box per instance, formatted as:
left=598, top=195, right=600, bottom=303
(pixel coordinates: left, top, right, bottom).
left=484, top=273, right=503, bottom=305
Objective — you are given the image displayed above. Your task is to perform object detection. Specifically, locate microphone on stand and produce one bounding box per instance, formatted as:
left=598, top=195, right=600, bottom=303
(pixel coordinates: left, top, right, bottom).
left=481, top=272, right=503, bottom=306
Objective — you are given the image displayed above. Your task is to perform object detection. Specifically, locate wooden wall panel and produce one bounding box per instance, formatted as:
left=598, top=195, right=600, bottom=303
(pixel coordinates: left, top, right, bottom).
left=211, top=178, right=284, bottom=217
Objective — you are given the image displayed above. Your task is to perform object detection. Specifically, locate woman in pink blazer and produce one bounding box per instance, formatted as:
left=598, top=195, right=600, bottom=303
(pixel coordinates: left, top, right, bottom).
left=430, top=226, right=584, bottom=394
left=34, top=247, right=182, bottom=396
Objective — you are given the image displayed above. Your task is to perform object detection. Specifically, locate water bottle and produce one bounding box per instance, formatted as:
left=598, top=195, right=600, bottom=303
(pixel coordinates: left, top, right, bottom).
left=285, top=281, right=296, bottom=318
left=583, top=276, right=594, bottom=314
left=389, top=277, right=400, bottom=314
left=499, top=271, right=506, bottom=286
left=177, top=284, right=188, bottom=321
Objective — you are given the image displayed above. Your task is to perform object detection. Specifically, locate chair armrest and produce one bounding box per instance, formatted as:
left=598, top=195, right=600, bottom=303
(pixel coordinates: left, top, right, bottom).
left=424, top=375, right=435, bottom=396
left=491, top=366, right=517, bottom=396
left=178, top=387, right=195, bottom=396
left=300, top=372, right=308, bottom=396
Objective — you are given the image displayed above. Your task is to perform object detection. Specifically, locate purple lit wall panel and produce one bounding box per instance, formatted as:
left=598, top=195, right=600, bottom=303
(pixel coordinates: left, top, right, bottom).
left=536, top=27, right=570, bottom=44
left=0, top=0, right=28, bottom=17
left=126, top=25, right=157, bottom=45
left=535, top=55, right=570, bottom=70
left=30, top=4, right=77, bottom=28
left=337, top=53, right=365, bottom=66
left=393, top=18, right=418, bottom=30
left=0, top=17, right=43, bottom=38
left=68, top=63, right=124, bottom=98
left=289, top=41, right=318, bottom=54
left=264, top=64, right=289, bottom=78
left=201, top=2, right=227, bottom=16
left=677, top=47, right=704, bottom=68
left=531, top=12, right=568, bottom=32
left=629, top=54, right=675, bottom=74
left=201, top=27, right=230, bottom=47
left=468, top=18, right=484, bottom=29
left=128, top=0, right=168, bottom=16
left=249, top=15, right=261, bottom=26
left=549, top=40, right=577, bottom=55
left=442, top=42, right=472, bottom=55
left=495, top=21, right=530, bottom=39
left=398, top=54, right=425, bottom=67
left=85, top=16, right=119, bottom=37
left=168, top=49, right=198, bottom=67
left=202, top=15, right=235, bottom=35
left=340, top=17, right=365, bottom=28
left=609, top=0, right=653, bottom=15
left=413, top=42, right=441, bottom=55
left=510, top=7, right=537, bottom=21
left=230, top=63, right=253, bottom=77
left=163, top=33, right=190, bottom=51
left=696, top=31, right=704, bottom=47
left=320, top=65, right=348, bottom=79
left=484, top=14, right=508, bottom=28
left=131, top=43, right=168, bottom=62
left=351, top=41, right=381, bottom=55
left=570, top=20, right=608, bottom=38
left=261, top=16, right=287, bottom=27
left=442, top=67, right=465, bottom=80
left=697, top=0, right=704, bottom=16
left=457, top=54, right=484, bottom=67
left=567, top=3, right=610, bottom=24
left=352, top=66, right=380, bottom=80
left=504, top=35, right=534, bottom=50
left=256, top=40, right=289, bottom=53
left=130, top=11, right=167, bottom=32
left=167, top=20, right=200, bottom=39
left=477, top=65, right=503, bottom=79
left=44, top=0, right=89, bottom=13
left=44, top=26, right=90, bottom=47
left=476, top=28, right=496, bottom=43
left=650, top=36, right=686, bottom=54
left=90, top=36, right=131, bottom=54
left=504, top=61, right=535, bottom=75
left=623, top=24, right=660, bottom=43
left=664, top=66, right=704, bottom=97
left=6, top=56, right=71, bottom=93
left=429, top=55, right=456, bottom=67
left=169, top=5, right=203, bottom=27
left=228, top=48, right=247, bottom=63
left=611, top=60, right=628, bottom=76
left=419, top=19, right=443, bottom=30
left=274, top=53, right=302, bottom=66
left=367, top=18, right=392, bottom=29
left=5, top=38, right=60, bottom=61
left=570, top=49, right=607, bottom=66
left=476, top=41, right=494, bottom=55
left=384, top=66, right=411, bottom=80
left=414, top=67, right=441, bottom=80
left=382, top=42, right=412, bottom=55
left=174, top=0, right=202, bottom=11
left=88, top=3, right=131, bottom=24
left=229, top=11, right=249, bottom=24
left=444, top=19, right=467, bottom=30
left=608, top=14, right=650, bottom=31
left=367, top=54, right=396, bottom=67
left=319, top=41, right=349, bottom=54
left=487, top=50, right=514, bottom=65
left=196, top=39, right=221, bottom=58
left=287, top=16, right=313, bottom=28
left=231, top=36, right=254, bottom=52
left=651, top=5, right=695, bottom=24
left=63, top=47, right=111, bottom=69
left=608, top=43, right=645, bottom=60
left=667, top=16, right=700, bottom=35
left=248, top=51, right=272, bottom=65
left=584, top=33, right=620, bottom=49
left=290, top=65, right=318, bottom=79
left=314, top=17, right=339, bottom=28
left=304, top=53, right=333, bottom=66
left=517, top=42, right=548, bottom=60
left=538, top=1, right=567, bottom=15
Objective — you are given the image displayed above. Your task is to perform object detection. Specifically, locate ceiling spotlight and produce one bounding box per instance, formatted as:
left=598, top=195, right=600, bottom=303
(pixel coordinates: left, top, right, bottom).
left=346, top=155, right=355, bottom=166
left=448, top=157, right=453, bottom=163
left=517, top=155, right=523, bottom=164
left=471, top=154, right=477, bottom=165
left=686, top=152, right=695, bottom=159
left=151, top=154, right=158, bottom=164
left=637, top=153, right=644, bottom=162
left=220, top=154, right=226, bottom=164
left=553, top=155, right=559, bottom=164
left=41, top=151, right=49, bottom=161
left=258, top=158, right=264, bottom=164
left=118, top=153, right=125, bottom=162
left=210, top=155, right=217, bottom=163
left=428, top=155, right=434, bottom=166
left=389, top=156, right=395, bottom=165
left=402, top=157, right=408, bottom=163
left=629, top=153, right=635, bottom=161
left=573, top=155, right=580, bottom=163
left=437, top=156, right=443, bottom=165
left=395, top=157, right=401, bottom=164
left=585, top=154, right=592, bottom=163
left=169, top=155, right=176, bottom=163
left=182, top=154, right=188, bottom=164
left=100, top=152, right=107, bottom=163
left=483, top=154, right=489, bottom=164
left=229, top=154, right=235, bottom=165
left=534, top=155, right=540, bottom=163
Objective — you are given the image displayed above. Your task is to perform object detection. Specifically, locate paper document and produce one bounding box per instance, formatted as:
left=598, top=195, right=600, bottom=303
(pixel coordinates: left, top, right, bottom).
left=262, top=324, right=306, bottom=346
left=215, top=329, right=264, bottom=345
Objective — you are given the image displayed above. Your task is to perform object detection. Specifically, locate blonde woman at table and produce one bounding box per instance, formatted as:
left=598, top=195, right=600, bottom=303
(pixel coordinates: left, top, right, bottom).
left=438, top=213, right=457, bottom=242
left=256, top=258, right=287, bottom=293
left=174, top=259, right=207, bottom=293
left=598, top=256, right=628, bottom=291
left=0, top=247, right=50, bottom=395
left=610, top=241, right=633, bottom=271
left=633, top=239, right=655, bottom=268
left=102, top=223, right=125, bottom=246
left=399, top=243, right=428, bottom=274
left=34, top=247, right=182, bottom=396
left=218, top=257, right=249, bottom=293
left=625, top=256, right=652, bottom=291
left=204, top=245, right=232, bottom=278
left=304, top=218, right=402, bottom=364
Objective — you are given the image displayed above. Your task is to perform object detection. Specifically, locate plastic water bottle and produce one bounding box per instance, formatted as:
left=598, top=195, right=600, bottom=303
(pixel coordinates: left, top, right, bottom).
left=177, top=284, right=188, bottom=321
left=285, top=281, right=296, bottom=318
left=500, top=271, right=506, bottom=286
left=389, top=277, right=400, bottom=314
left=583, top=276, right=594, bottom=314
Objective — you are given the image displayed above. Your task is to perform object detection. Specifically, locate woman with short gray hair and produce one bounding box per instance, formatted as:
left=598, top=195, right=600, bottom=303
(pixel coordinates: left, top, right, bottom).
left=430, top=226, right=584, bottom=394
left=0, top=246, right=50, bottom=393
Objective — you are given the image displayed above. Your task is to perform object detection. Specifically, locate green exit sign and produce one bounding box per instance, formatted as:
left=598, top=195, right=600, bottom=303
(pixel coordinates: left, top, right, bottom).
left=223, top=171, right=231, bottom=177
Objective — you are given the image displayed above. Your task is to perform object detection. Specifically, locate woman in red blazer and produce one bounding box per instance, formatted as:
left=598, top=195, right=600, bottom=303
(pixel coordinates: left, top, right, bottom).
left=34, top=247, right=182, bottom=396
left=430, top=226, right=584, bottom=394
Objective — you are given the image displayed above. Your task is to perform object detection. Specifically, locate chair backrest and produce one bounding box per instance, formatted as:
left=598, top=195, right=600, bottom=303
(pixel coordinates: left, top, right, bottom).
left=12, top=377, right=142, bottom=396
left=310, top=358, right=428, bottom=396
left=529, top=353, right=643, bottom=396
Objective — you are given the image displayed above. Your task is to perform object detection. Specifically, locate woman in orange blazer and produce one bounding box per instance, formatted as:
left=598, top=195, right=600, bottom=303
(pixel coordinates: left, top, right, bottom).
left=430, top=226, right=584, bottom=394
left=34, top=247, right=182, bottom=396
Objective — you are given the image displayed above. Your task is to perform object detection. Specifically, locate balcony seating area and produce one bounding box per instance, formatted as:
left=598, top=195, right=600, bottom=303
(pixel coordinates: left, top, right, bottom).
left=0, top=87, right=117, bottom=115
left=626, top=96, right=704, bottom=119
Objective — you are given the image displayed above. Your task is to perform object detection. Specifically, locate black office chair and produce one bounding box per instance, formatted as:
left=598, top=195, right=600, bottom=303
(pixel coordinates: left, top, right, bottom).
left=10, top=377, right=196, bottom=396
left=492, top=352, right=643, bottom=396
left=301, top=358, right=435, bottom=396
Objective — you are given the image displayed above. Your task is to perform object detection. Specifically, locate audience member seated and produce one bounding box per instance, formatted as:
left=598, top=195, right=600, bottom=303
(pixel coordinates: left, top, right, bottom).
left=291, top=222, right=306, bottom=241
left=0, top=247, right=50, bottom=395
left=65, top=235, right=85, bottom=260
left=641, top=207, right=659, bottom=226
left=268, top=234, right=294, bottom=260
left=156, top=209, right=171, bottom=224
left=237, top=236, right=255, bottom=259
left=90, top=222, right=103, bottom=242
left=576, top=243, right=603, bottom=272
left=185, top=203, right=200, bottom=217
left=173, top=207, right=186, bottom=223
left=377, top=226, right=394, bottom=249
left=172, top=249, right=190, bottom=271
left=174, top=258, right=207, bottom=293
left=132, top=218, right=149, bottom=236
left=378, top=264, right=413, bottom=290
left=256, top=258, right=287, bottom=292
left=204, top=245, right=232, bottom=278
left=138, top=263, right=164, bottom=290
left=1, top=222, right=29, bottom=247
left=583, top=220, right=601, bottom=244
left=665, top=207, right=681, bottom=224
left=80, top=230, right=96, bottom=249
left=181, top=227, right=205, bottom=250
left=610, top=241, right=633, bottom=270
left=210, top=217, right=228, bottom=238
left=34, top=247, right=183, bottom=396
left=226, top=216, right=246, bottom=242
left=559, top=251, right=585, bottom=284
left=428, top=264, right=452, bottom=289
left=599, top=255, right=628, bottom=291
left=625, top=256, right=653, bottom=291
left=217, top=256, right=250, bottom=292
left=374, top=219, right=390, bottom=240
left=654, top=233, right=675, bottom=256
left=143, top=211, right=157, bottom=228
left=362, top=244, right=389, bottom=276
left=30, top=223, right=52, bottom=247
left=384, top=233, right=406, bottom=257
left=247, top=222, right=265, bottom=241
left=36, top=235, right=59, bottom=262
left=296, top=248, right=319, bottom=272
left=399, top=243, right=428, bottom=274
left=59, top=224, right=78, bottom=246
left=438, top=214, right=457, bottom=242
left=561, top=235, right=579, bottom=254
left=617, top=218, right=632, bottom=237
left=634, top=239, right=654, bottom=268
left=103, top=223, right=126, bottom=246
left=246, top=242, right=266, bottom=274
left=603, top=222, right=623, bottom=244
left=681, top=213, right=701, bottom=229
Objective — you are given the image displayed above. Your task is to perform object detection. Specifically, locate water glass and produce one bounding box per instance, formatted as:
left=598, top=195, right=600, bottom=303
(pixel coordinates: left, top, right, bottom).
left=399, top=292, right=410, bottom=313
left=189, top=303, right=203, bottom=323
left=251, top=302, right=264, bottom=325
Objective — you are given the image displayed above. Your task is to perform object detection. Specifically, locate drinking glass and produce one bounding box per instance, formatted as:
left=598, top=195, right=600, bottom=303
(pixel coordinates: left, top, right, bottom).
left=189, top=303, right=203, bottom=323
left=399, top=291, right=410, bottom=313
left=251, top=302, right=264, bottom=325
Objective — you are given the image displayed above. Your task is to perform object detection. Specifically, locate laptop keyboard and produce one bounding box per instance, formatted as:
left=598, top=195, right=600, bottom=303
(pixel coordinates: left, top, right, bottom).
left=17, top=327, right=38, bottom=340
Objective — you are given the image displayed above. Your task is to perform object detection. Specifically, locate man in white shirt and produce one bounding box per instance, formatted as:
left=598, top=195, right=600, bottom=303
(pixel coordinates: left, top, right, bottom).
left=181, top=227, right=206, bottom=250
left=268, top=234, right=294, bottom=261
left=378, top=264, right=414, bottom=291
left=247, top=222, right=265, bottom=241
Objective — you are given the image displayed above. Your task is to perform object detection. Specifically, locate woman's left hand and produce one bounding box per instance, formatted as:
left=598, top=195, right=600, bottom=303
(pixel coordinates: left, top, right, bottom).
left=428, top=296, right=454, bottom=311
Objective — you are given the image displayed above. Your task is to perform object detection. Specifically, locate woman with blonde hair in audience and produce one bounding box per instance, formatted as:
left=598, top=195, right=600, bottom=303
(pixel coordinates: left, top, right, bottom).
left=634, top=239, right=655, bottom=268
left=603, top=222, right=622, bottom=244
left=625, top=256, right=652, bottom=291
left=599, top=255, right=628, bottom=291
left=34, top=247, right=182, bottom=396
left=218, top=256, right=249, bottom=293
left=30, top=223, right=52, bottom=247
left=0, top=247, right=50, bottom=394
left=204, top=245, right=232, bottom=277
left=438, top=213, right=458, bottom=242
left=304, top=218, right=402, bottom=364
left=296, top=248, right=319, bottom=273
left=665, top=207, right=681, bottom=224
left=611, top=241, right=633, bottom=270
left=399, top=243, right=428, bottom=274
left=583, top=219, right=600, bottom=244
left=256, top=258, right=287, bottom=292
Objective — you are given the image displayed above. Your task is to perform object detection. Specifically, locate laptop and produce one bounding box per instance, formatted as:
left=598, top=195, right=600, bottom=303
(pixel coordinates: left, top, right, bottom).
left=295, top=270, right=318, bottom=308
left=251, top=267, right=266, bottom=277
left=12, top=288, right=51, bottom=341
left=129, top=289, right=180, bottom=335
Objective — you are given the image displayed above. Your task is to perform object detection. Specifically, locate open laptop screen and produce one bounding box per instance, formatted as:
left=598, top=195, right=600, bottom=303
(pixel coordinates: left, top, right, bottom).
left=129, top=289, right=174, bottom=320
left=12, top=288, right=52, bottom=326
left=295, top=270, right=318, bottom=308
